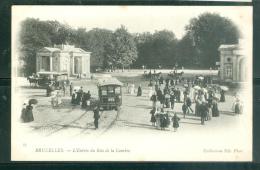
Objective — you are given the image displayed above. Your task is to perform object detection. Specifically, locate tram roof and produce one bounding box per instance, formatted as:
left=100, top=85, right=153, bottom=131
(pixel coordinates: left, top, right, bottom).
left=97, top=78, right=123, bottom=87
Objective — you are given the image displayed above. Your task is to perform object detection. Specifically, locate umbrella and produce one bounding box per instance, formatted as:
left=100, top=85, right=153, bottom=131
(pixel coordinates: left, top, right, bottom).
left=198, top=76, right=204, bottom=80
left=220, top=86, right=229, bottom=91
left=183, top=84, right=188, bottom=87
left=193, top=86, right=201, bottom=90
left=29, top=99, right=38, bottom=105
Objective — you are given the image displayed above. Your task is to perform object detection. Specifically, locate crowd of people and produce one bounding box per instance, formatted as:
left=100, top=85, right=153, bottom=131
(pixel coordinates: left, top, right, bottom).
left=126, top=73, right=244, bottom=131
left=21, top=81, right=101, bottom=130
left=147, top=74, right=244, bottom=130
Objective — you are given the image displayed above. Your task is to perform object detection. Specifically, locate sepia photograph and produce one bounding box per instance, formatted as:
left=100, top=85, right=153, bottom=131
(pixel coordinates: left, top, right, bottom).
left=11, top=6, right=252, bottom=161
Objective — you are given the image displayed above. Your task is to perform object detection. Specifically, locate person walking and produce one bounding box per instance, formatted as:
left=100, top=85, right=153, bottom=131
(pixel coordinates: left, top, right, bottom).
left=165, top=93, right=171, bottom=108
left=93, top=106, right=100, bottom=129
left=170, top=92, right=175, bottom=110
left=186, top=96, right=193, bottom=114
left=150, top=92, right=157, bottom=109
left=22, top=101, right=34, bottom=123
left=69, top=82, right=73, bottom=96
left=137, top=85, right=142, bottom=96
left=212, top=97, right=219, bottom=117
left=200, top=102, right=208, bottom=125
left=172, top=113, right=180, bottom=132
left=62, top=82, right=66, bottom=96
left=220, top=90, right=225, bottom=102
left=182, top=102, right=188, bottom=118
left=150, top=108, right=156, bottom=126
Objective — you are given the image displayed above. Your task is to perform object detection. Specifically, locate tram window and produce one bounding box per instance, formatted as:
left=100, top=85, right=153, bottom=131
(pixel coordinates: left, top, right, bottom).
left=102, top=98, right=108, bottom=103
left=101, top=90, right=107, bottom=95
left=115, top=87, right=121, bottom=94
left=108, top=86, right=114, bottom=94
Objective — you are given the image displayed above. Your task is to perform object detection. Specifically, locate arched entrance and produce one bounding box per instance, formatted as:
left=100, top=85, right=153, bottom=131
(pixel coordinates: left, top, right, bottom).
left=239, top=57, right=246, bottom=82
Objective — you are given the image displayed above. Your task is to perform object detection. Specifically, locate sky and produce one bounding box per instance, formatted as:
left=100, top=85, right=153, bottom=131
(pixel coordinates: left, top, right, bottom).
left=12, top=6, right=252, bottom=39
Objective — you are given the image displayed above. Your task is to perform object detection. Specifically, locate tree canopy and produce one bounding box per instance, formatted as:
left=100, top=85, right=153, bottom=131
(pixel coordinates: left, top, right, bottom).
left=18, top=13, right=240, bottom=75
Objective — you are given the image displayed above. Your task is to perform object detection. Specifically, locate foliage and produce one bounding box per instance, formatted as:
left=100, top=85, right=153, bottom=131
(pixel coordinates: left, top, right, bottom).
left=185, top=13, right=240, bottom=68
left=18, top=13, right=240, bottom=75
left=105, top=26, right=138, bottom=70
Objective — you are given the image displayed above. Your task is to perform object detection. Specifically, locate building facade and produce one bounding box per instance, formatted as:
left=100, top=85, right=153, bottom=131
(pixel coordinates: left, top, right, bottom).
left=218, top=41, right=247, bottom=83
left=36, top=45, right=91, bottom=77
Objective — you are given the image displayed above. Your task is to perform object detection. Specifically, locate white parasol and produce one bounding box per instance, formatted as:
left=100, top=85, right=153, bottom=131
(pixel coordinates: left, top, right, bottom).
left=198, top=76, right=204, bottom=80
left=220, top=86, right=229, bottom=91
left=193, top=86, right=201, bottom=90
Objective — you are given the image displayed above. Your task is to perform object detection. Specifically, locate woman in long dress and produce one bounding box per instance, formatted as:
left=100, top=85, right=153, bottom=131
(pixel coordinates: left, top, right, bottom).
left=137, top=85, right=142, bottom=96
left=150, top=92, right=157, bottom=109
left=20, top=103, right=27, bottom=122
left=220, top=90, right=225, bottom=102
left=212, top=98, right=219, bottom=117
left=172, top=113, right=180, bottom=132
left=22, top=103, right=34, bottom=123
left=150, top=108, right=156, bottom=126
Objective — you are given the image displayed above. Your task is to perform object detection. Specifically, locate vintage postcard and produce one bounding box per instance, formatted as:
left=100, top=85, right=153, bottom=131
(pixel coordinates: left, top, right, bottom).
left=11, top=6, right=252, bottom=161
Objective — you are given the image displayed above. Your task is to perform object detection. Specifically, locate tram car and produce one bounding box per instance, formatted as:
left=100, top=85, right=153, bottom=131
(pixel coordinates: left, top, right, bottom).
left=97, top=78, right=123, bottom=110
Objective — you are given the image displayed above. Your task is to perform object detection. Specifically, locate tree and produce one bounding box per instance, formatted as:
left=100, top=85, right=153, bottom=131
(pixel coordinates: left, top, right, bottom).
left=185, top=13, right=240, bottom=68
left=19, top=18, right=52, bottom=75
left=176, top=33, right=197, bottom=68
left=106, top=25, right=138, bottom=71
left=133, top=30, right=178, bottom=69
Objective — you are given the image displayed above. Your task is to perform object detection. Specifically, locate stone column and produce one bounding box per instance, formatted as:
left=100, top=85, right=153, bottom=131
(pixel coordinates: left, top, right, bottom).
left=50, top=53, right=53, bottom=72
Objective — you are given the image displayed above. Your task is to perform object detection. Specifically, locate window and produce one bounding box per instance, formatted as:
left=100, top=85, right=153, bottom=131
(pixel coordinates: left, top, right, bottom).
left=227, top=58, right=231, bottom=62
left=41, top=56, right=50, bottom=71
left=225, top=64, right=232, bottom=79
left=115, top=87, right=121, bottom=94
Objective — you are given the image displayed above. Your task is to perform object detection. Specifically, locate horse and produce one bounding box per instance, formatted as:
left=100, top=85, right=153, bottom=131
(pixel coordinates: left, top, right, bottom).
left=27, top=76, right=39, bottom=87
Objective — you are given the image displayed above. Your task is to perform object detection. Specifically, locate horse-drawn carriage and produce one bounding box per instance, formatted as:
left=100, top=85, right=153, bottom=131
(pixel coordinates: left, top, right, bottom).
left=27, top=71, right=70, bottom=89
left=97, top=78, right=123, bottom=110
left=168, top=70, right=184, bottom=78
left=143, top=71, right=161, bottom=80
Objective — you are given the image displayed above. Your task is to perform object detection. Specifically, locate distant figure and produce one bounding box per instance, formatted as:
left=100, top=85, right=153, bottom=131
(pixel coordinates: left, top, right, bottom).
left=21, top=102, right=34, bottom=123
left=159, top=76, right=164, bottom=85
left=137, top=85, right=142, bottom=96
left=81, top=92, right=88, bottom=108
left=150, top=92, right=157, bottom=109
left=172, top=113, right=180, bottom=132
left=220, top=90, right=225, bottom=102
left=233, top=97, right=243, bottom=115
left=69, top=82, right=73, bottom=96
left=186, top=96, right=193, bottom=114
left=126, top=83, right=129, bottom=94
left=76, top=87, right=83, bottom=105
left=86, top=91, right=91, bottom=108
left=200, top=102, right=208, bottom=125
left=93, top=106, right=100, bottom=129
left=62, top=82, right=66, bottom=96
left=71, top=90, right=77, bottom=104
left=182, top=103, right=188, bottom=118
left=150, top=108, right=156, bottom=126
left=212, top=98, right=219, bottom=117
left=20, top=103, right=27, bottom=122
left=165, top=93, right=171, bottom=108
left=46, top=83, right=52, bottom=97
left=130, top=84, right=135, bottom=95
left=170, top=92, right=175, bottom=110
